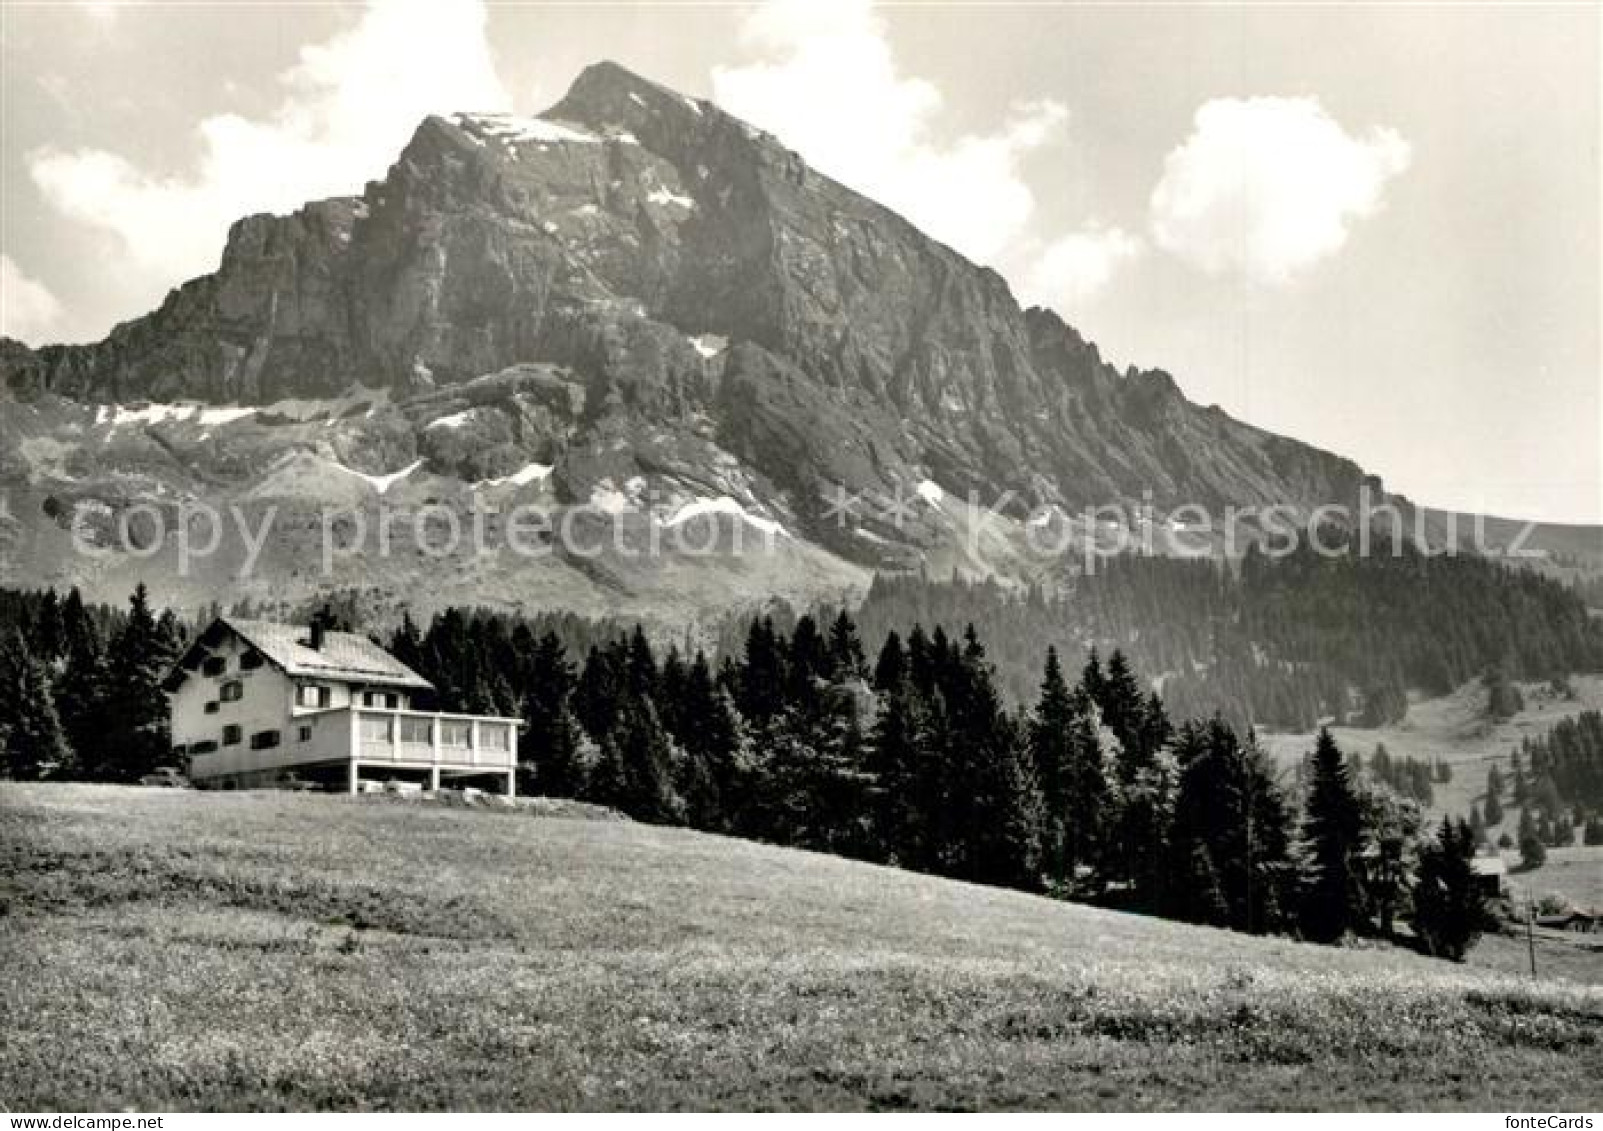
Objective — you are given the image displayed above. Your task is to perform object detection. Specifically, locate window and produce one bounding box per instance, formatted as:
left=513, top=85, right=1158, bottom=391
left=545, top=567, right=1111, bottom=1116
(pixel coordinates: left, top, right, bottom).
left=203, top=701, right=219, bottom=715
left=362, top=691, right=399, bottom=709
left=298, top=725, right=313, bottom=743
left=221, top=726, right=242, bottom=746
left=480, top=724, right=510, bottom=752
left=440, top=720, right=472, bottom=748
left=297, top=684, right=331, bottom=709
left=239, top=650, right=265, bottom=671
left=360, top=715, right=393, bottom=743
left=201, top=656, right=226, bottom=677
left=249, top=729, right=281, bottom=750
left=220, top=680, right=243, bottom=702
left=400, top=717, right=433, bottom=745
left=190, top=740, right=218, bottom=755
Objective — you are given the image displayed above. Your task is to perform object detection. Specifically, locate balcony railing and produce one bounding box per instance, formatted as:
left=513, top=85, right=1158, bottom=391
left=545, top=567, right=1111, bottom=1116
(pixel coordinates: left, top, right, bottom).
left=188, top=706, right=517, bottom=780
left=354, top=708, right=516, bottom=769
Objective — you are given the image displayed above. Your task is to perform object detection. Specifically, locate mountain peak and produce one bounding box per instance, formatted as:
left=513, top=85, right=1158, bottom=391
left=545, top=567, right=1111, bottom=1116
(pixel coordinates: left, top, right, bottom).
left=2, top=57, right=1382, bottom=563
left=548, top=59, right=709, bottom=132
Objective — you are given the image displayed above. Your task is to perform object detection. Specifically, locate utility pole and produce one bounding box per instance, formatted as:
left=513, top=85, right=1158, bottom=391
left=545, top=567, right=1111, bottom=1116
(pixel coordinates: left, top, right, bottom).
left=1525, top=887, right=1538, bottom=977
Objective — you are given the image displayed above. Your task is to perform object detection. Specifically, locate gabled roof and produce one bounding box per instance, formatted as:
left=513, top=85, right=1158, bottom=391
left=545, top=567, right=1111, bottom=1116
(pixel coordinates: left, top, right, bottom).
left=1471, top=855, right=1508, bottom=877
left=163, top=616, right=434, bottom=693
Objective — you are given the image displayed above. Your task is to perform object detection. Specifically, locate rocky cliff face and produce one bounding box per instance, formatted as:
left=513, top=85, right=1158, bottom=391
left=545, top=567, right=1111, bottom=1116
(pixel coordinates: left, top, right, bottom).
left=1, top=62, right=1400, bottom=619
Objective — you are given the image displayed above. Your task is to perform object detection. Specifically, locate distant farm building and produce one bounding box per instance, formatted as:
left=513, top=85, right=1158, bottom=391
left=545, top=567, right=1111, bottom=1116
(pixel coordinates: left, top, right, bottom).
left=1470, top=854, right=1508, bottom=899
left=1535, top=910, right=1596, bottom=934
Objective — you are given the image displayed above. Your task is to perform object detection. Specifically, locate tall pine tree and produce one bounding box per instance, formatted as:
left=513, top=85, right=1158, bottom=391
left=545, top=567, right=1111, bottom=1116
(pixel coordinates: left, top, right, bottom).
left=1299, top=727, right=1366, bottom=942
left=103, top=584, right=178, bottom=781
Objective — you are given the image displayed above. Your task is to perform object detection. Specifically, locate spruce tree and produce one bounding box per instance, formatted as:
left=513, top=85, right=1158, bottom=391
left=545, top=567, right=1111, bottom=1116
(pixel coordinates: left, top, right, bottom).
left=869, top=679, right=924, bottom=866
left=657, top=646, right=689, bottom=741
left=612, top=698, right=684, bottom=825
left=519, top=631, right=584, bottom=796
left=872, top=630, right=907, bottom=693
left=738, top=617, right=787, bottom=726
left=674, top=651, right=744, bottom=831
left=103, top=584, right=179, bottom=781
left=575, top=646, right=623, bottom=739
left=905, top=624, right=935, bottom=695
left=1485, top=665, right=1524, bottom=720
left=1181, top=841, right=1230, bottom=927
left=1029, top=646, right=1076, bottom=887
left=974, top=716, right=1045, bottom=890
left=0, top=634, right=72, bottom=779
left=1100, top=650, right=1148, bottom=771
left=944, top=634, right=1042, bottom=888
left=55, top=589, right=108, bottom=775
left=1167, top=718, right=1291, bottom=933
left=827, top=609, right=867, bottom=681
left=1066, top=686, right=1114, bottom=888
left=390, top=610, right=425, bottom=673
left=1413, top=816, right=1490, bottom=960
left=28, top=590, right=65, bottom=664
left=625, top=625, right=659, bottom=703
left=1080, top=648, right=1106, bottom=708
left=1357, top=783, right=1423, bottom=937
left=1299, top=727, right=1365, bottom=942
left=584, top=732, right=630, bottom=810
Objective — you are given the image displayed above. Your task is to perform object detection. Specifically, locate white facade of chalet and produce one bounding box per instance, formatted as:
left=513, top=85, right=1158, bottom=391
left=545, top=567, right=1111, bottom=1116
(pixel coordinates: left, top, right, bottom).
left=164, top=617, right=519, bottom=794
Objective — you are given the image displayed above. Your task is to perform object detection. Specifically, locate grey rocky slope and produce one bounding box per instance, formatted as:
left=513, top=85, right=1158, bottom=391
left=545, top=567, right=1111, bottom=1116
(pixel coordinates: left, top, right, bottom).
left=7, top=62, right=1574, bottom=621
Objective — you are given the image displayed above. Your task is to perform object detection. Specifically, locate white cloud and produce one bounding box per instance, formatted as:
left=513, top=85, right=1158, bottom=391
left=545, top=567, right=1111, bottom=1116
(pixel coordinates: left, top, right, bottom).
left=30, top=0, right=510, bottom=316
left=0, top=256, right=64, bottom=344
left=712, top=0, right=1067, bottom=267
left=1021, top=226, right=1143, bottom=311
left=1150, top=96, right=1411, bottom=285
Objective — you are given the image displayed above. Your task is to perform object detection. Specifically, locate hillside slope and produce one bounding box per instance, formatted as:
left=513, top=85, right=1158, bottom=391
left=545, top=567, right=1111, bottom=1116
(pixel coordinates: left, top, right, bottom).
left=3, top=784, right=1599, bottom=1111
left=1261, top=676, right=1603, bottom=912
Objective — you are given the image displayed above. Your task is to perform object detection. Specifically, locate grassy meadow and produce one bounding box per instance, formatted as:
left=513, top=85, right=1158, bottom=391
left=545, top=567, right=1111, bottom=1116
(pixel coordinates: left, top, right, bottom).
left=2, top=783, right=1600, bottom=1111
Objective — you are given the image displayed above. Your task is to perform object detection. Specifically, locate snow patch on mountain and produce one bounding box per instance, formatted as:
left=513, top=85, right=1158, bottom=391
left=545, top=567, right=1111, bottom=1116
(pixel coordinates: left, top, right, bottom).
left=426, top=409, right=475, bottom=430
left=329, top=458, right=423, bottom=495
left=91, top=401, right=265, bottom=430
left=454, top=111, right=598, bottom=145
left=689, top=334, right=727, bottom=358
left=646, top=186, right=694, bottom=210
left=663, top=496, right=788, bottom=539
left=474, top=462, right=553, bottom=490
left=590, top=480, right=631, bottom=514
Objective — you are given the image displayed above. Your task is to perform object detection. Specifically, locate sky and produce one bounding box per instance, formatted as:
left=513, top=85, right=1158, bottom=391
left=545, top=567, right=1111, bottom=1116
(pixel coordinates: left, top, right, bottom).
left=1, top=0, right=1598, bottom=524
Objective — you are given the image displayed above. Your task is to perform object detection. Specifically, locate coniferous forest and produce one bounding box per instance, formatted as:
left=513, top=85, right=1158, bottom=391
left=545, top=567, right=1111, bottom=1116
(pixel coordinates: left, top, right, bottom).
left=823, top=542, right=1603, bottom=731
left=0, top=570, right=1536, bottom=960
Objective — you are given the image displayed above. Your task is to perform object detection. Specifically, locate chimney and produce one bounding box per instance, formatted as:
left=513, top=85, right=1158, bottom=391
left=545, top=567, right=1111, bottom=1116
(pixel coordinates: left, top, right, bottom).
left=309, top=616, right=327, bottom=652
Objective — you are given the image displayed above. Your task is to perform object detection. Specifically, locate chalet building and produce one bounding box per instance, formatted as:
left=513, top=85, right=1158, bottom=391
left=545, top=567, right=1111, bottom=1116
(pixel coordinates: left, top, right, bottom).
left=164, top=617, right=520, bottom=794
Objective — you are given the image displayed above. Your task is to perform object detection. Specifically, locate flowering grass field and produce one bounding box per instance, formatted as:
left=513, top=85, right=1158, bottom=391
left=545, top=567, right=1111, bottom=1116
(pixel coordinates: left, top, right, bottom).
left=2, top=784, right=1600, bottom=1111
